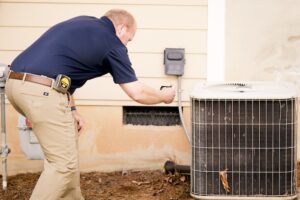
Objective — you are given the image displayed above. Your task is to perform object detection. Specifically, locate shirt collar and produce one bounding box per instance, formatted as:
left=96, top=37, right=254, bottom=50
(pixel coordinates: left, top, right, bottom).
left=100, top=16, right=116, bottom=33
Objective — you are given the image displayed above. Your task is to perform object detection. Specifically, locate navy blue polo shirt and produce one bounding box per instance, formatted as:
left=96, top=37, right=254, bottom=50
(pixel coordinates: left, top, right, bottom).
left=11, top=16, right=137, bottom=94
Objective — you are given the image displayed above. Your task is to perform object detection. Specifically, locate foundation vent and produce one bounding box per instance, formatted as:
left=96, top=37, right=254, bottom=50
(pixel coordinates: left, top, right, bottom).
left=123, top=106, right=180, bottom=126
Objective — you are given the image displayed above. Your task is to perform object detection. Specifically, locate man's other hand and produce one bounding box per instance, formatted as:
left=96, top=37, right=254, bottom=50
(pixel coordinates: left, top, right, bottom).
left=72, top=110, right=85, bottom=136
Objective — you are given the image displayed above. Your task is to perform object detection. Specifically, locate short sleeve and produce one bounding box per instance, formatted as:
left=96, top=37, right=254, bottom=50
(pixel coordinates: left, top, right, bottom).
left=103, top=47, right=138, bottom=84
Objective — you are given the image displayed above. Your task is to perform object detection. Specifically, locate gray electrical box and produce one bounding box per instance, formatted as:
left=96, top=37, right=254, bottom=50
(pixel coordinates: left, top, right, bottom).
left=164, top=48, right=185, bottom=75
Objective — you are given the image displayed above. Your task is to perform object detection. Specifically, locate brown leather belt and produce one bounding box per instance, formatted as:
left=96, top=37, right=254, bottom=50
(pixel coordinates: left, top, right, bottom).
left=8, top=71, right=53, bottom=87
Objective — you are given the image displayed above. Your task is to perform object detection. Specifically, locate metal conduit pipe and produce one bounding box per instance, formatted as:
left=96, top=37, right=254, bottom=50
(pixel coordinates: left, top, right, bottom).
left=0, top=64, right=10, bottom=190
left=0, top=87, right=8, bottom=190
left=177, top=75, right=191, bottom=143
left=163, top=76, right=192, bottom=176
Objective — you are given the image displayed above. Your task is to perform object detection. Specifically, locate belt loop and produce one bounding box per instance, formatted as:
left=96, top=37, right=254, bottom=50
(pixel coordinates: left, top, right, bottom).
left=50, top=79, right=54, bottom=89
left=22, top=73, right=27, bottom=83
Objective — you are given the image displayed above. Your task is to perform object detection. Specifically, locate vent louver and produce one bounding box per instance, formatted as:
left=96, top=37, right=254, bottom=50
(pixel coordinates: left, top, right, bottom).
left=123, top=106, right=180, bottom=126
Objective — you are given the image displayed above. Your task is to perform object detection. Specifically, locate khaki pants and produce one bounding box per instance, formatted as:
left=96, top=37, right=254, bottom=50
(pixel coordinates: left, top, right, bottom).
left=5, top=78, right=84, bottom=200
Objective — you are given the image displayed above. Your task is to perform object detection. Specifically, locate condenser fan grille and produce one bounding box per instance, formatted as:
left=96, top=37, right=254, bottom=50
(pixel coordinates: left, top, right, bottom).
left=191, top=98, right=297, bottom=198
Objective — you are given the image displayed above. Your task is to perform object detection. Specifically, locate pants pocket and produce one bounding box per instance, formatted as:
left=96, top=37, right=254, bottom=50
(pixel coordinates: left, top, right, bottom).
left=19, top=92, right=48, bottom=123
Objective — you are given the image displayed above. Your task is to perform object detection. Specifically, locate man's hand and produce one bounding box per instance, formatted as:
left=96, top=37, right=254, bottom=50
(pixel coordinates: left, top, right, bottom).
left=72, top=110, right=85, bottom=136
left=160, top=85, right=176, bottom=104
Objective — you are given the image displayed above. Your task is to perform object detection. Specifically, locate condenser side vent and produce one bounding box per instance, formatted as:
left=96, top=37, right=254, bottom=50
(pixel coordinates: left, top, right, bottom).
left=191, top=98, right=297, bottom=198
left=123, top=106, right=180, bottom=126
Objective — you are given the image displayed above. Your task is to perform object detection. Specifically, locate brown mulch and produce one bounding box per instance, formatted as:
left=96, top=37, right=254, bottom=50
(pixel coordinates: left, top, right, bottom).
left=0, top=170, right=192, bottom=200
left=1, top=162, right=300, bottom=200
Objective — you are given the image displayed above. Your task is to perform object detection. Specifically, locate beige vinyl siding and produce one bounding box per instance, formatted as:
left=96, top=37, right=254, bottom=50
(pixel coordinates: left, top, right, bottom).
left=0, top=0, right=207, bottom=105
left=0, top=2, right=207, bottom=29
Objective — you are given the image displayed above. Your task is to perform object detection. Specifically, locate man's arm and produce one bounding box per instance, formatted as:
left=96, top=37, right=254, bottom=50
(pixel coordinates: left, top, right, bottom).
left=120, top=81, right=175, bottom=104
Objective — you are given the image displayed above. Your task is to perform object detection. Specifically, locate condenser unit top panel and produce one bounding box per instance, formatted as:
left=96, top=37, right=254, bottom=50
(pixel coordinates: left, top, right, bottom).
left=191, top=81, right=297, bottom=99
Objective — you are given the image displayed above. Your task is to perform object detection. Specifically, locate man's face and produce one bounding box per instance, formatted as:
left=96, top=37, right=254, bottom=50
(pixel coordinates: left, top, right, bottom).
left=116, top=24, right=136, bottom=46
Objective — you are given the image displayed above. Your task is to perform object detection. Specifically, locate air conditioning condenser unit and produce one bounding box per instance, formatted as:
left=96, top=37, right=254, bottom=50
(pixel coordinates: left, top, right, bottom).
left=190, top=82, right=298, bottom=200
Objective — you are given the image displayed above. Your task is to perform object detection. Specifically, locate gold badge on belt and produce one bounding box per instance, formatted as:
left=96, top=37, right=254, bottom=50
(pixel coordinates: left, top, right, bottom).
left=53, top=74, right=71, bottom=94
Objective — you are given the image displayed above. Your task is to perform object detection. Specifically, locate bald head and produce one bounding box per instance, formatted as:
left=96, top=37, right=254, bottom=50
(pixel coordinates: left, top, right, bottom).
left=104, top=9, right=136, bottom=31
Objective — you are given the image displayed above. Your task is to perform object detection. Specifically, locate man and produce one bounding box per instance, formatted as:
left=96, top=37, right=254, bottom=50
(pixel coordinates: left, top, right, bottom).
left=5, top=9, right=175, bottom=200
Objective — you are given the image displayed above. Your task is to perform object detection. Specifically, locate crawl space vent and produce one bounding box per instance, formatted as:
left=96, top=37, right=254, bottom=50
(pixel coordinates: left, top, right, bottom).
left=123, top=106, right=180, bottom=126
left=190, top=82, right=297, bottom=200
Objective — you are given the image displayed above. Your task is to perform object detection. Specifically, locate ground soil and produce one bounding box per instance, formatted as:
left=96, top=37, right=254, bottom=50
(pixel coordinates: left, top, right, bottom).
left=1, top=163, right=300, bottom=200
left=0, top=170, right=192, bottom=200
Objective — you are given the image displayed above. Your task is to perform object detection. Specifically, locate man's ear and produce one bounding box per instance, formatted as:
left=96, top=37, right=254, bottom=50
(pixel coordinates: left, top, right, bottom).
left=117, top=24, right=127, bottom=36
